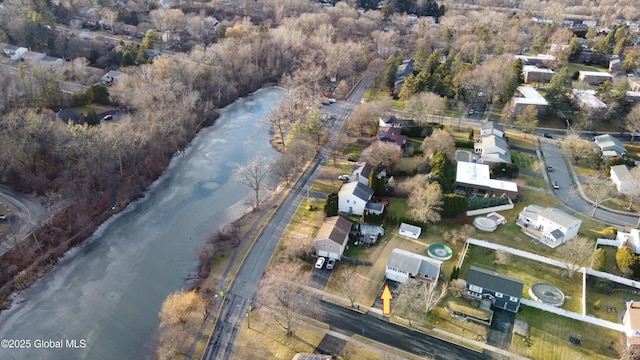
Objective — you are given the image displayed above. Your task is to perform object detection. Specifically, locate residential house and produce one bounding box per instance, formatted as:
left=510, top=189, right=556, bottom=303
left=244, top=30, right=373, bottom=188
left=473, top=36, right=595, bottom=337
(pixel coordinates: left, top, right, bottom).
left=610, top=165, right=640, bottom=195
left=474, top=135, right=511, bottom=164
left=609, top=57, right=623, bottom=74
left=379, top=116, right=415, bottom=128
left=523, top=65, right=555, bottom=84
left=571, top=89, right=607, bottom=110
left=517, top=205, right=582, bottom=248
left=514, top=54, right=556, bottom=66
left=602, top=228, right=640, bottom=254
left=101, top=70, right=124, bottom=85
left=4, top=45, right=28, bottom=60
left=631, top=77, right=640, bottom=92
left=455, top=162, right=518, bottom=199
left=623, top=301, right=640, bottom=350
left=455, top=149, right=478, bottom=163
left=578, top=71, right=613, bottom=85
left=39, top=56, right=65, bottom=66
left=313, top=216, right=352, bottom=260
left=377, top=126, right=407, bottom=150
left=626, top=91, right=640, bottom=105
left=398, top=223, right=421, bottom=239
left=21, top=51, right=44, bottom=62
left=385, top=248, right=442, bottom=284
left=57, top=108, right=85, bottom=125
left=338, top=181, right=373, bottom=216
left=393, top=58, right=414, bottom=98
left=480, top=121, right=504, bottom=138
left=510, top=86, right=548, bottom=116
left=364, top=202, right=385, bottom=216
left=466, top=266, right=524, bottom=313
left=349, top=162, right=374, bottom=187
left=292, top=353, right=332, bottom=360
left=595, top=134, right=626, bottom=158
left=123, top=24, right=138, bottom=36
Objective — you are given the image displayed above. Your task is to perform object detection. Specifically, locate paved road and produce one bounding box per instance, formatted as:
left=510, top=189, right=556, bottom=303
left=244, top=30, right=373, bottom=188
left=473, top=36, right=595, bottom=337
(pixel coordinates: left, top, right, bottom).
left=0, top=186, right=44, bottom=256
left=202, top=68, right=382, bottom=359
left=301, top=300, right=485, bottom=360
left=538, top=137, right=640, bottom=227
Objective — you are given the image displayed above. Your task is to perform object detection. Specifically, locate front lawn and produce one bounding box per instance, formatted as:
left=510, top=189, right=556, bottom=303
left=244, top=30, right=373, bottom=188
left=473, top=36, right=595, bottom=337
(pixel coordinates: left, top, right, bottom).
left=511, top=151, right=538, bottom=171
left=512, top=306, right=619, bottom=360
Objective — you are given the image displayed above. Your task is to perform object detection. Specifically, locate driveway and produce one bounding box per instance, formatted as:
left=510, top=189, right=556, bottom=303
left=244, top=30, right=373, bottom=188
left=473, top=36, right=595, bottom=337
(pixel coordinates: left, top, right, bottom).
left=485, top=308, right=516, bottom=354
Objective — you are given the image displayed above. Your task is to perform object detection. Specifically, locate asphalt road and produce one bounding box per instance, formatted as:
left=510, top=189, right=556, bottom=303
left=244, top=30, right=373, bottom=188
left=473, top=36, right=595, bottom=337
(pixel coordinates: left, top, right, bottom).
left=301, top=300, right=485, bottom=360
left=0, top=185, right=44, bottom=256
left=203, top=68, right=383, bottom=359
left=538, top=137, right=640, bottom=227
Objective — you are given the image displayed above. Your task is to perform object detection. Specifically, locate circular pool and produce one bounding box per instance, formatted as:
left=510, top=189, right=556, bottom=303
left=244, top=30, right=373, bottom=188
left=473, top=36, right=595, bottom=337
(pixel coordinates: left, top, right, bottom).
left=428, top=244, right=453, bottom=261
left=473, top=216, right=498, bottom=232
left=529, top=283, right=565, bottom=307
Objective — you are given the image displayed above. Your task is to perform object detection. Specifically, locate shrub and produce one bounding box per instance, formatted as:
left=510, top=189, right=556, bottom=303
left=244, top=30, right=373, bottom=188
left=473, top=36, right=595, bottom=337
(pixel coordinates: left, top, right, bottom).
left=593, top=299, right=601, bottom=310
left=616, top=246, right=637, bottom=275
left=592, top=248, right=606, bottom=271
left=602, top=226, right=617, bottom=240
left=442, top=194, right=469, bottom=218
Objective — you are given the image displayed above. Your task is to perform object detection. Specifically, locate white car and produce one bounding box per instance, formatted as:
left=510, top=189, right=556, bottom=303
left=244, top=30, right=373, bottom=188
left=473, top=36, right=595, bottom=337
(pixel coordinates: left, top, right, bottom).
left=338, top=175, right=350, bottom=180
left=315, top=257, right=326, bottom=269
left=553, top=181, right=560, bottom=190
left=328, top=98, right=337, bottom=103
left=326, top=258, right=336, bottom=270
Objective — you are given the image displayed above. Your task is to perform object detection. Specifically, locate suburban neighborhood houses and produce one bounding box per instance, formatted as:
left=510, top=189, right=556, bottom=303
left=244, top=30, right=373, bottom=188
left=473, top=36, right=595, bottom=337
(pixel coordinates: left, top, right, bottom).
left=3, top=0, right=640, bottom=360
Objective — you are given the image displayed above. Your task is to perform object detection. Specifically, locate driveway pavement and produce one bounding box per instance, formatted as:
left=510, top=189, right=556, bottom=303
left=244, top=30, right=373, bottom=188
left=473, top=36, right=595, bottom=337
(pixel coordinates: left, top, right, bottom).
left=486, top=309, right=516, bottom=355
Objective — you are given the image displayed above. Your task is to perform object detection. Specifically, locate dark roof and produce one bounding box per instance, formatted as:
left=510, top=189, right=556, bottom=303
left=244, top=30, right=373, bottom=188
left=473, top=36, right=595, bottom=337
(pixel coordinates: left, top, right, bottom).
left=314, top=216, right=352, bottom=246
left=349, top=182, right=373, bottom=201
left=5, top=45, right=20, bottom=51
left=365, top=202, right=384, bottom=212
left=352, top=162, right=374, bottom=179
left=467, top=266, right=524, bottom=298
left=57, top=108, right=84, bottom=125
left=383, top=116, right=415, bottom=127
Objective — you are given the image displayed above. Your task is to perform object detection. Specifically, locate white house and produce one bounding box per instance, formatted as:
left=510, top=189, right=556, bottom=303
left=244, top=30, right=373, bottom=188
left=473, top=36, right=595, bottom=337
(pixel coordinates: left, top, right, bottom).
left=4, top=45, right=27, bottom=60
left=101, top=70, right=124, bottom=85
left=480, top=121, right=504, bottom=138
left=610, top=165, right=640, bottom=195
left=572, top=89, right=607, bottom=110
left=349, top=162, right=374, bottom=187
left=338, top=181, right=373, bottom=216
left=313, top=216, right=352, bottom=260
left=511, top=86, right=548, bottom=116
left=385, top=248, right=442, bottom=284
left=398, top=223, right=421, bottom=239
left=474, top=135, right=511, bottom=163
left=455, top=162, right=519, bottom=199
left=517, top=205, right=582, bottom=248
left=578, top=71, right=614, bottom=85
left=624, top=301, right=640, bottom=350
left=595, top=134, right=626, bottom=158
left=523, top=65, right=555, bottom=83
left=514, top=54, right=556, bottom=66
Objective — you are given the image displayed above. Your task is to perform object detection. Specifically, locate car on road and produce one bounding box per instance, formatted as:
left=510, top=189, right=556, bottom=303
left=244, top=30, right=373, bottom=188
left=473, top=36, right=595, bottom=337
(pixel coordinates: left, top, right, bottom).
left=0, top=214, right=6, bottom=220
left=468, top=109, right=475, bottom=115
left=326, top=258, right=336, bottom=270
left=547, top=165, right=553, bottom=172
left=338, top=175, right=350, bottom=181
left=553, top=181, right=560, bottom=189
left=543, top=133, right=552, bottom=138
left=328, top=98, right=337, bottom=104
left=347, top=157, right=357, bottom=162
left=315, top=257, right=326, bottom=269
left=103, top=114, right=113, bottom=121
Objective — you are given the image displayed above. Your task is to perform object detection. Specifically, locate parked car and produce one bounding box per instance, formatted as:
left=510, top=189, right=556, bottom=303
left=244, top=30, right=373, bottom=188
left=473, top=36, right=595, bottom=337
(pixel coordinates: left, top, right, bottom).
left=347, top=157, right=357, bottom=162
left=468, top=109, right=475, bottom=115
left=326, top=258, right=336, bottom=270
left=553, top=181, right=560, bottom=189
left=0, top=214, right=6, bottom=220
left=328, top=98, right=337, bottom=104
left=315, top=257, right=326, bottom=269
left=547, top=165, right=553, bottom=172
left=543, top=133, right=552, bottom=139
left=338, top=175, right=350, bottom=181
left=103, top=114, right=113, bottom=121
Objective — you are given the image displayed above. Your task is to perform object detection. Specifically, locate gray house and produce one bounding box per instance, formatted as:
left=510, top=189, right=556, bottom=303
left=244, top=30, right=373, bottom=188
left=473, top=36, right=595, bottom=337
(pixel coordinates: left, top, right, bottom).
left=466, top=266, right=524, bottom=313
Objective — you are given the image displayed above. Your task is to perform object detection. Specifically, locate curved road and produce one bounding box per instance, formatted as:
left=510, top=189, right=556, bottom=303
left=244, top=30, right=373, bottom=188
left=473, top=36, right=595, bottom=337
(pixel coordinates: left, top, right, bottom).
left=0, top=185, right=44, bottom=256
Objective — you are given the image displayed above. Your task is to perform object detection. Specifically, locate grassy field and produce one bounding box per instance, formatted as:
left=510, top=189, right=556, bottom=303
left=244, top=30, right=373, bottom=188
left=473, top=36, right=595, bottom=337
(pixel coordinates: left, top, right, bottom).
left=511, top=151, right=538, bottom=171
left=512, top=306, right=619, bottom=360
left=74, top=104, right=119, bottom=115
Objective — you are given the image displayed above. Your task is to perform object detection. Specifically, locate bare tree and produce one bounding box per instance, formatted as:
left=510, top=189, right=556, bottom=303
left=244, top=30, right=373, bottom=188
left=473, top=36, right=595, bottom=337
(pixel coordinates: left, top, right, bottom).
left=514, top=105, right=539, bottom=137
left=405, top=92, right=447, bottom=124
left=270, top=153, right=297, bottom=187
left=360, top=141, right=402, bottom=168
left=556, top=236, right=594, bottom=278
left=443, top=224, right=474, bottom=246
left=626, top=103, right=640, bottom=142
left=449, top=279, right=467, bottom=297
left=625, top=166, right=640, bottom=211
left=235, top=155, right=272, bottom=212
left=583, top=181, right=616, bottom=217
left=421, top=128, right=455, bottom=160
left=562, top=132, right=595, bottom=162
left=336, top=265, right=363, bottom=308
left=348, top=103, right=381, bottom=137
left=404, top=177, right=443, bottom=224
left=266, top=96, right=296, bottom=148
left=327, top=133, right=349, bottom=165
left=494, top=250, right=512, bottom=265
left=257, top=261, right=311, bottom=336
left=395, top=281, right=447, bottom=326
left=339, top=342, right=358, bottom=360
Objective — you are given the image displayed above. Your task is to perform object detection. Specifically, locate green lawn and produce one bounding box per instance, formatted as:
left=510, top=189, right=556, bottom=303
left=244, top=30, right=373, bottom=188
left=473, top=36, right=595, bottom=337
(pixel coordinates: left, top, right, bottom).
left=362, top=88, right=377, bottom=102
left=74, top=104, right=118, bottom=115
left=511, top=151, right=538, bottom=171
left=520, top=174, right=546, bottom=188
left=513, top=306, right=619, bottom=360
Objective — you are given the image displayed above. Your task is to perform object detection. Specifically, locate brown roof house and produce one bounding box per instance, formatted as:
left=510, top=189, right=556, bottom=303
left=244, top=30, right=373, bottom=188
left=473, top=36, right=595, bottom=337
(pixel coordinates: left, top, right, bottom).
left=313, top=216, right=352, bottom=260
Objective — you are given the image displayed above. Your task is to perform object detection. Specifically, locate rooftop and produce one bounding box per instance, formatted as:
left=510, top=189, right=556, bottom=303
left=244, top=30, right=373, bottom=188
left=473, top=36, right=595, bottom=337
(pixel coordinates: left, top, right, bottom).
left=513, top=86, right=548, bottom=106
left=523, top=65, right=554, bottom=74
left=467, top=266, right=524, bottom=298
left=314, top=216, right=352, bottom=246
left=338, top=181, right=373, bottom=201
left=387, top=248, right=442, bottom=279
left=572, top=89, right=607, bottom=108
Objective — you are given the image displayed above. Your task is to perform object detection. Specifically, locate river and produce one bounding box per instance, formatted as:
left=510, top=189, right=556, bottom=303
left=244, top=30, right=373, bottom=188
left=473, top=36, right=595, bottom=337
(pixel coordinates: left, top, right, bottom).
left=0, top=87, right=285, bottom=360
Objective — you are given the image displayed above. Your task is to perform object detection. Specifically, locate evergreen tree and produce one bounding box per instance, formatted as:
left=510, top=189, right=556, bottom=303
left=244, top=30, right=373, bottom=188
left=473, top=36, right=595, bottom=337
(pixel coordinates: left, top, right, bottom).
left=85, top=111, right=100, bottom=126
left=545, top=67, right=572, bottom=111
left=325, top=193, right=338, bottom=217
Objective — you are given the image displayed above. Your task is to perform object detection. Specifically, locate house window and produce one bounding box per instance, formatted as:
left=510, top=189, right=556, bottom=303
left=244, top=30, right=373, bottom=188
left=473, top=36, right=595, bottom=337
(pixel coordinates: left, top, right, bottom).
left=495, top=292, right=503, bottom=298
left=329, top=245, right=333, bottom=248
left=322, top=244, right=326, bottom=247
left=510, top=296, right=518, bottom=302
left=469, top=284, right=482, bottom=293
left=346, top=200, right=349, bottom=203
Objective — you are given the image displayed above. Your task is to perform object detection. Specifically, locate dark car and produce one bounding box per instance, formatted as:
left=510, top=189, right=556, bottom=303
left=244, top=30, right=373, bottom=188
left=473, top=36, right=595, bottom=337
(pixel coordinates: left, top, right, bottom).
left=543, top=133, right=552, bottom=139
left=347, top=157, right=358, bottom=162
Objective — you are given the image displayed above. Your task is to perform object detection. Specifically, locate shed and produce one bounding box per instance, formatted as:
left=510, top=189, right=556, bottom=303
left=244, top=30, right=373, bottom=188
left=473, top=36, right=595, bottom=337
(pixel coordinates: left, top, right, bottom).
left=398, top=223, right=421, bottom=239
